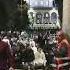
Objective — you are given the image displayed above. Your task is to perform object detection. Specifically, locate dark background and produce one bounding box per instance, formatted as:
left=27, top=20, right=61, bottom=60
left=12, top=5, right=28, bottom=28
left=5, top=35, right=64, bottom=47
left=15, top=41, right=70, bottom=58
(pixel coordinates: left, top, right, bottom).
left=0, top=0, right=63, bottom=31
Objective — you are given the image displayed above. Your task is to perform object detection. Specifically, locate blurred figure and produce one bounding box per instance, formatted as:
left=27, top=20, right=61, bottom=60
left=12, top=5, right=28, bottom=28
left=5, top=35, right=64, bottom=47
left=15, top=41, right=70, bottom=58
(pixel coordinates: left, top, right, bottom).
left=0, top=36, right=15, bottom=70
left=2, top=36, right=11, bottom=49
left=54, top=30, right=70, bottom=70
left=56, top=30, right=70, bottom=57
left=21, top=31, right=28, bottom=39
left=11, top=36, right=18, bottom=56
left=30, top=38, right=37, bottom=54
left=34, top=47, right=46, bottom=69
left=21, top=43, right=35, bottom=70
left=30, top=38, right=35, bottom=47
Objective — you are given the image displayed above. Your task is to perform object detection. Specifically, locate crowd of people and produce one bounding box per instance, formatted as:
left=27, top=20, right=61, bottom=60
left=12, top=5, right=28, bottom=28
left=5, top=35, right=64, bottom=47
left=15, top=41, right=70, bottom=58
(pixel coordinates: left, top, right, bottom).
left=0, top=30, right=70, bottom=70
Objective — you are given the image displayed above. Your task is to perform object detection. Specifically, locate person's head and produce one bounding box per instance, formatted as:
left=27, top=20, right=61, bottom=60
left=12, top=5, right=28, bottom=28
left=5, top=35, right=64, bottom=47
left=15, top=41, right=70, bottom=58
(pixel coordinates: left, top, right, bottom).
left=26, top=42, right=30, bottom=48
left=37, top=47, right=42, bottom=53
left=56, top=30, right=65, bottom=43
left=30, top=43, right=34, bottom=47
left=35, top=43, right=40, bottom=48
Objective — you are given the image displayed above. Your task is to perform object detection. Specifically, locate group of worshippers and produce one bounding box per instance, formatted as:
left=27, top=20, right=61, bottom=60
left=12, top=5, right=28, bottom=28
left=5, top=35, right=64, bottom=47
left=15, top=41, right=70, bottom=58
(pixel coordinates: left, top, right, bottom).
left=16, top=36, right=47, bottom=70
left=0, top=30, right=70, bottom=70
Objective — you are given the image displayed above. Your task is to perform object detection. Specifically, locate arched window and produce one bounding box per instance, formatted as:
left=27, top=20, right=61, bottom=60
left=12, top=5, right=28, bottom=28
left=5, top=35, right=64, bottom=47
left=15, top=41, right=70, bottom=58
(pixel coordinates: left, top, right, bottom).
left=51, top=12, right=57, bottom=23
left=36, top=12, right=42, bottom=24
left=44, top=12, right=50, bottom=24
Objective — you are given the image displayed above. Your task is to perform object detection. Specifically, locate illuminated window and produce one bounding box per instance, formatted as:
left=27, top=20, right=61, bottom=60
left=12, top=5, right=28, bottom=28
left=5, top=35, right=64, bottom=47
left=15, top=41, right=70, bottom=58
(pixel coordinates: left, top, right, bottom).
left=49, top=0, right=53, bottom=7
left=45, top=0, right=49, bottom=7
left=29, top=0, right=53, bottom=8
left=44, top=12, right=50, bottom=24
left=39, top=0, right=44, bottom=6
left=36, top=12, right=42, bottom=24
left=51, top=12, right=57, bottom=23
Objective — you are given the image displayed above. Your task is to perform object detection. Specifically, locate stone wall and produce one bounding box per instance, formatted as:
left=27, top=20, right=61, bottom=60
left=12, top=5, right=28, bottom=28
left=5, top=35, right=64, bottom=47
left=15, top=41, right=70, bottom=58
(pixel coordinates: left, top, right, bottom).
left=63, top=0, right=70, bottom=37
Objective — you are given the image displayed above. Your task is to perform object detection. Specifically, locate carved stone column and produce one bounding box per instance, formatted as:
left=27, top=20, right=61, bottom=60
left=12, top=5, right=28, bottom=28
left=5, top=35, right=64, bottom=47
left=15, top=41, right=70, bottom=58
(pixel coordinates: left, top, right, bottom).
left=63, top=0, right=70, bottom=37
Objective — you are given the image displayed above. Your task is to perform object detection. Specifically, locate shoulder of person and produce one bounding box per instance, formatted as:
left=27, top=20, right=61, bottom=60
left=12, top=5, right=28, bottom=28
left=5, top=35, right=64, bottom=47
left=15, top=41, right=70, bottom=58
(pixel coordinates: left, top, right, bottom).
left=62, top=39, right=70, bottom=45
left=2, top=41, right=8, bottom=45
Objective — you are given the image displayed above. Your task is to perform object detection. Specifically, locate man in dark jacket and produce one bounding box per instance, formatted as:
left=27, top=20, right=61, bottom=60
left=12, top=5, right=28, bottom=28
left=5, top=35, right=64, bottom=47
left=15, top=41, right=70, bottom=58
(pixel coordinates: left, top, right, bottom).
left=21, top=43, right=35, bottom=70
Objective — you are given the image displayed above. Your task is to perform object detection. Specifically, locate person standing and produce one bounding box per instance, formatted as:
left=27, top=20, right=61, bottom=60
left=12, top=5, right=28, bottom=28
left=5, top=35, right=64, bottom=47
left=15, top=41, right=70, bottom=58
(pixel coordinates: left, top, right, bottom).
left=0, top=36, right=15, bottom=70
left=21, top=43, right=35, bottom=70
left=34, top=47, right=46, bottom=67
left=54, top=30, right=70, bottom=70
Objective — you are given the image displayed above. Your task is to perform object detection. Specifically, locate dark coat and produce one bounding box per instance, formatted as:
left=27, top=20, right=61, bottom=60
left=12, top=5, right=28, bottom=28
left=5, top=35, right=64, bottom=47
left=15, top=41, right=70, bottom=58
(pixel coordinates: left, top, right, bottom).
left=21, top=47, right=35, bottom=62
left=0, top=40, right=15, bottom=70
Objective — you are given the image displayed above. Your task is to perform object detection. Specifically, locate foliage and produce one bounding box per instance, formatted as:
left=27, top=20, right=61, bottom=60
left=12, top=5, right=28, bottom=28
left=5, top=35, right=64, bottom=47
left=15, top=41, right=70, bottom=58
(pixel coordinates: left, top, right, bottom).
left=0, top=0, right=30, bottom=31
